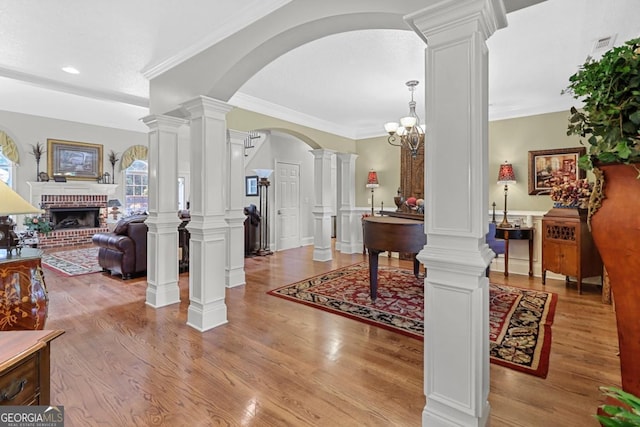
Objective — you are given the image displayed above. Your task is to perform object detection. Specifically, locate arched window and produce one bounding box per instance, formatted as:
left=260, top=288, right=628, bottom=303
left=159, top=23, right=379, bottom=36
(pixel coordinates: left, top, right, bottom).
left=0, top=149, right=12, bottom=185
left=124, top=160, right=148, bottom=214
left=0, top=130, right=19, bottom=186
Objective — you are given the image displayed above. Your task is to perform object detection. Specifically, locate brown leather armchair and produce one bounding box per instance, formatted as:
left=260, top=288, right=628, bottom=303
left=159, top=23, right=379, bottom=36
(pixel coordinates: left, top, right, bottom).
left=92, top=215, right=148, bottom=279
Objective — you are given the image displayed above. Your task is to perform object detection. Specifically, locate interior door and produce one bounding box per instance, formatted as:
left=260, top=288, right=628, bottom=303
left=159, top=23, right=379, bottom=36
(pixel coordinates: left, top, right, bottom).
left=276, top=161, right=300, bottom=251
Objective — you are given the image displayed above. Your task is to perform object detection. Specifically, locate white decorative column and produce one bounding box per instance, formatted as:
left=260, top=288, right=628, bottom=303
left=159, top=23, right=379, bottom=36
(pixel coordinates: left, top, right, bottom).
left=226, top=130, right=247, bottom=288
left=310, top=149, right=335, bottom=262
left=406, top=1, right=507, bottom=426
left=181, top=96, right=232, bottom=331
left=142, top=115, right=186, bottom=308
left=336, top=153, right=360, bottom=254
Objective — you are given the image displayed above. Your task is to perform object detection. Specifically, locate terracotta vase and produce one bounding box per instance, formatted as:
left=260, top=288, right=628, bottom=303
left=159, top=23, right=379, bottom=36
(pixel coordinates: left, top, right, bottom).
left=589, top=163, right=640, bottom=396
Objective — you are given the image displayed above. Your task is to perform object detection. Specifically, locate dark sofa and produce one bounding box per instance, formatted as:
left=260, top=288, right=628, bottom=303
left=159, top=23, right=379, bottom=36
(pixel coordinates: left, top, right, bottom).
left=92, top=215, right=148, bottom=279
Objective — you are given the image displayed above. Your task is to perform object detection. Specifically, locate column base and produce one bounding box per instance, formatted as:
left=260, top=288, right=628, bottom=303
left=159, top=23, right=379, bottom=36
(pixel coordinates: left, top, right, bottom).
left=145, top=282, right=180, bottom=308
left=187, top=299, right=228, bottom=332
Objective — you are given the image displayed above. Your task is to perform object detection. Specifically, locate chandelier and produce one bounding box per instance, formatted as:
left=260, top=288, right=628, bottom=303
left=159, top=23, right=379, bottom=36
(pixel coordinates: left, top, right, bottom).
left=384, top=80, right=425, bottom=159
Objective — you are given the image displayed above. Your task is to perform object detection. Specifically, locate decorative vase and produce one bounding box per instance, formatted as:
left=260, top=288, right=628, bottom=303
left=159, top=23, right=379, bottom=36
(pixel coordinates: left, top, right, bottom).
left=589, top=163, right=640, bottom=396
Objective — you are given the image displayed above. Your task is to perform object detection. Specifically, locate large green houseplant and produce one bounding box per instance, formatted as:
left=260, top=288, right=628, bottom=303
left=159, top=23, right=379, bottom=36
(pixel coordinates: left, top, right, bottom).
left=565, top=37, right=640, bottom=419
left=566, top=37, right=640, bottom=177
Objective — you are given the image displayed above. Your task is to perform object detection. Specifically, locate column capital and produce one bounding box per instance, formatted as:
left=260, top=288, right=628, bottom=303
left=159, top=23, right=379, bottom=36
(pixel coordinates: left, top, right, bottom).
left=336, top=152, right=358, bottom=162
left=141, top=114, right=188, bottom=131
left=405, top=0, right=507, bottom=43
left=309, top=148, right=336, bottom=159
left=181, top=96, right=233, bottom=119
left=228, top=129, right=247, bottom=142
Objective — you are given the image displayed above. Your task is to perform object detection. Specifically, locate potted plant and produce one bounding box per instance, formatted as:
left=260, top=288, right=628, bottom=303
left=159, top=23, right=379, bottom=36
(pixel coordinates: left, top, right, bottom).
left=596, top=387, right=640, bottom=426
left=108, top=150, right=119, bottom=184
left=30, top=142, right=45, bottom=181
left=565, top=37, right=640, bottom=407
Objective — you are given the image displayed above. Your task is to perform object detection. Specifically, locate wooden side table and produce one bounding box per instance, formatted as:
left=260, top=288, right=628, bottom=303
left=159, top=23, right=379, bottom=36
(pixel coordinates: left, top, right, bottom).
left=495, top=226, right=535, bottom=277
left=0, top=329, right=64, bottom=406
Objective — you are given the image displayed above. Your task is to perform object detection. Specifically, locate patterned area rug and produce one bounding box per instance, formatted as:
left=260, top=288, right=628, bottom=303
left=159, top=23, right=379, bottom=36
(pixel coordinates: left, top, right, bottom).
left=42, top=247, right=102, bottom=276
left=268, top=262, right=557, bottom=378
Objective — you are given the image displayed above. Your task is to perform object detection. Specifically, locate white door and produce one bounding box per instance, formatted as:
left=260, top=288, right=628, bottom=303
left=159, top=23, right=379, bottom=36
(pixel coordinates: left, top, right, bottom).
left=276, top=161, right=300, bottom=250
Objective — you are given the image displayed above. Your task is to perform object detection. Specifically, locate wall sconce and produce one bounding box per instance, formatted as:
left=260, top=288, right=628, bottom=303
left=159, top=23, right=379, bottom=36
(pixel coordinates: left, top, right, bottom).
left=366, top=169, right=379, bottom=216
left=497, top=161, right=516, bottom=228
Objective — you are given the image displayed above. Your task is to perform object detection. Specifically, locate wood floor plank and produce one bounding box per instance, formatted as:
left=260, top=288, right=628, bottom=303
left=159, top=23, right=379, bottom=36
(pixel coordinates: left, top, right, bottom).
left=38, top=245, right=619, bottom=426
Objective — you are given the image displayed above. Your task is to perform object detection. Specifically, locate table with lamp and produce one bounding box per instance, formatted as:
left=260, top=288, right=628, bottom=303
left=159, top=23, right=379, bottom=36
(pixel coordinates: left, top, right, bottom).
left=494, top=161, right=534, bottom=277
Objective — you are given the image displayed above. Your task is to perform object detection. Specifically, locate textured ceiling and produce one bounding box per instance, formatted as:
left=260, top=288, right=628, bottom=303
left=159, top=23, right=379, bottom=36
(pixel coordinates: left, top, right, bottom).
left=0, top=0, right=637, bottom=137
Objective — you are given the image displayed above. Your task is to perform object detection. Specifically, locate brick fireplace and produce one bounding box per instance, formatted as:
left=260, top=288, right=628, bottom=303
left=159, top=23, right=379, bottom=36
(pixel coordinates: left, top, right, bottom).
left=27, top=182, right=118, bottom=249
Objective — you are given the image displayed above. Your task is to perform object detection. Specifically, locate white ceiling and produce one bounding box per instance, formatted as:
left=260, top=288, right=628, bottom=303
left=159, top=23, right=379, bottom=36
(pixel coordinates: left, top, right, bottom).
left=0, top=0, right=637, bottom=138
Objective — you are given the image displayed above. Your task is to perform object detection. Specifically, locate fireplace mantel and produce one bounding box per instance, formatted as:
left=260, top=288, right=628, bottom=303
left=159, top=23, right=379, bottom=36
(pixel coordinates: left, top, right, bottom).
left=27, top=182, right=118, bottom=206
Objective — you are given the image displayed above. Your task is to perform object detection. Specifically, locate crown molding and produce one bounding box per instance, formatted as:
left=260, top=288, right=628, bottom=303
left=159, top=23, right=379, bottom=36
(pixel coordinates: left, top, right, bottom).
left=141, top=0, right=292, bottom=80
left=0, top=66, right=148, bottom=108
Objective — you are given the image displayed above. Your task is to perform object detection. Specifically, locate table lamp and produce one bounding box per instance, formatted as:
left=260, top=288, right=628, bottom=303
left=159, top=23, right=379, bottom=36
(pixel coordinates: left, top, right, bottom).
left=497, top=161, right=516, bottom=228
left=366, top=170, right=379, bottom=216
left=107, top=199, right=122, bottom=220
left=0, top=180, right=42, bottom=254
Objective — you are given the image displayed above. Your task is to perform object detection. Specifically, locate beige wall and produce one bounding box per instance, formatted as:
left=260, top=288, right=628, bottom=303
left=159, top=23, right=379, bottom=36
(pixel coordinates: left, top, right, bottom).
left=353, top=110, right=590, bottom=213
left=488, top=110, right=591, bottom=213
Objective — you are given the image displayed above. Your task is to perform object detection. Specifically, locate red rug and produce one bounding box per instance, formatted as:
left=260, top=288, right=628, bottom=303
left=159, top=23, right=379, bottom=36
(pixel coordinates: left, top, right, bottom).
left=268, top=262, right=557, bottom=378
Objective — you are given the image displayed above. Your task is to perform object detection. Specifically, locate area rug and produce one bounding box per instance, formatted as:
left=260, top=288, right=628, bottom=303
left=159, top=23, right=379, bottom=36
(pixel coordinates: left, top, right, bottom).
left=268, top=262, right=557, bottom=378
left=42, top=247, right=102, bottom=276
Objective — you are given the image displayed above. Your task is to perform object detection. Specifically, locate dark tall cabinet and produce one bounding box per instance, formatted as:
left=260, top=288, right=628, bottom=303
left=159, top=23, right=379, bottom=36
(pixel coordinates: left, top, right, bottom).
left=541, top=208, right=603, bottom=294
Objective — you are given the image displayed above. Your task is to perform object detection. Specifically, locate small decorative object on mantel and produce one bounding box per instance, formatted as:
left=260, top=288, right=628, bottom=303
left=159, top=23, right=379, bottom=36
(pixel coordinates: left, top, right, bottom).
left=38, top=172, right=50, bottom=182
left=30, top=142, right=45, bottom=181
left=102, top=172, right=111, bottom=184
left=108, top=150, right=119, bottom=184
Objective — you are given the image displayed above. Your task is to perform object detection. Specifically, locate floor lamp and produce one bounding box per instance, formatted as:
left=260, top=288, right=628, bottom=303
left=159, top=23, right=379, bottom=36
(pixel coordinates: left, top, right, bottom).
left=255, top=169, right=274, bottom=256
left=497, top=161, right=516, bottom=228
left=366, top=169, right=379, bottom=216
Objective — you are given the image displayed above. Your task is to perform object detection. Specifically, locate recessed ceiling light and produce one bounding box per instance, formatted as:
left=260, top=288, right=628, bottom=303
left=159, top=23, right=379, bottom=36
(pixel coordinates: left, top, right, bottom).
left=62, top=66, right=80, bottom=74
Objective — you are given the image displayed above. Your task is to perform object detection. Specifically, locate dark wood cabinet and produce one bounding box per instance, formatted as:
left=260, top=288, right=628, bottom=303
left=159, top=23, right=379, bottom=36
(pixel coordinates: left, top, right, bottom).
left=541, top=208, right=603, bottom=294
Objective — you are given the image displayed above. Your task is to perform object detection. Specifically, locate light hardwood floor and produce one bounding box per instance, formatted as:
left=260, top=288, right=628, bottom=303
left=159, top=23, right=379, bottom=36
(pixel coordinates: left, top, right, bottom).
left=40, top=245, right=619, bottom=426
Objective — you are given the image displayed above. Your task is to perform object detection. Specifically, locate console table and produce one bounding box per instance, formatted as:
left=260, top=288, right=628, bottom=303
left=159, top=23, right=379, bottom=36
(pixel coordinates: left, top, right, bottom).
left=495, top=226, right=534, bottom=277
left=0, top=329, right=64, bottom=406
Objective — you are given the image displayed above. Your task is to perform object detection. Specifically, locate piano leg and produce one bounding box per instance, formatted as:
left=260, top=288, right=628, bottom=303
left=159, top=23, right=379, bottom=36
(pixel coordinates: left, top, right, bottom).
left=368, top=250, right=381, bottom=301
left=413, top=256, right=420, bottom=278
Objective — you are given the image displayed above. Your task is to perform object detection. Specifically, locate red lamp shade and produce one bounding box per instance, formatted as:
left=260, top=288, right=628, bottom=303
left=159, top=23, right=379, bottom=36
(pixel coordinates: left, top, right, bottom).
left=497, top=162, right=516, bottom=184
left=366, top=170, right=379, bottom=188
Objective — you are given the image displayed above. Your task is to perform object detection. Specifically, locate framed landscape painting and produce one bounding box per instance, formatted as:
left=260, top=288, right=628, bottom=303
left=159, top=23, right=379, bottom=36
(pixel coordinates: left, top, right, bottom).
left=47, top=139, right=103, bottom=181
left=528, top=147, right=586, bottom=195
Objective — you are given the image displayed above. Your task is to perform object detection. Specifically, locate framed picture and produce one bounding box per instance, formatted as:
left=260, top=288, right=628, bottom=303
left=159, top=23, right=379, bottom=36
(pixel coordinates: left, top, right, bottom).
left=245, top=175, right=258, bottom=196
left=47, top=139, right=103, bottom=181
left=528, top=147, right=586, bottom=195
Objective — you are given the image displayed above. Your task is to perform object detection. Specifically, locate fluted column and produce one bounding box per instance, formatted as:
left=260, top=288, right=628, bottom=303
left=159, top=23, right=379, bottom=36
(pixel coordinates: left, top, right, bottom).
left=405, top=1, right=507, bottom=426
left=226, top=129, right=247, bottom=288
left=310, top=149, right=335, bottom=262
left=336, top=153, right=360, bottom=254
left=142, top=114, right=186, bottom=308
left=181, top=96, right=232, bottom=331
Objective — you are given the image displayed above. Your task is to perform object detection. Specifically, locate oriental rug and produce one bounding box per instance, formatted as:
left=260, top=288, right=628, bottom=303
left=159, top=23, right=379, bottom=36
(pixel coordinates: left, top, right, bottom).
left=42, top=247, right=102, bottom=276
left=268, top=262, right=557, bottom=378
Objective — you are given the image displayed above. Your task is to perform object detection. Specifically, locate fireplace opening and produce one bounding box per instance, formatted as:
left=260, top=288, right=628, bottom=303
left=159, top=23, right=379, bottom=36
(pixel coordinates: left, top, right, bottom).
left=50, top=207, right=101, bottom=229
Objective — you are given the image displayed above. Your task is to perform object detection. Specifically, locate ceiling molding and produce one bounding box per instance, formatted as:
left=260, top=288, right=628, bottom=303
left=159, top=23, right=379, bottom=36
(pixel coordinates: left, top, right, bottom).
left=0, top=66, right=149, bottom=108
left=141, top=0, right=292, bottom=80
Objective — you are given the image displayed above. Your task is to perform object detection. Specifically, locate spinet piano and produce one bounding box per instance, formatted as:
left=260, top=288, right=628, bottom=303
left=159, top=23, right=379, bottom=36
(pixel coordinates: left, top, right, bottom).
left=362, top=215, right=426, bottom=301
